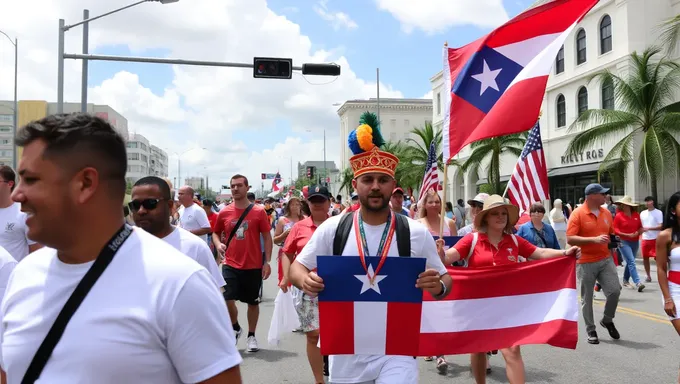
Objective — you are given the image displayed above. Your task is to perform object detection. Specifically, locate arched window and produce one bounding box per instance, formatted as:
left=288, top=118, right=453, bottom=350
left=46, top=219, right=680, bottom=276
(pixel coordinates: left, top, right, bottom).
left=600, top=15, right=612, bottom=54
left=556, top=94, right=566, bottom=127
left=555, top=46, right=565, bottom=74
left=576, top=29, right=587, bottom=65
left=601, top=78, right=614, bottom=110
left=577, top=87, right=588, bottom=116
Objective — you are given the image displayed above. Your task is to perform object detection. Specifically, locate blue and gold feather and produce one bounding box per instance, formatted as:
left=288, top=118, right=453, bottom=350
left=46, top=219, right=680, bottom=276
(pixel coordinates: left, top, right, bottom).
left=347, top=111, right=385, bottom=155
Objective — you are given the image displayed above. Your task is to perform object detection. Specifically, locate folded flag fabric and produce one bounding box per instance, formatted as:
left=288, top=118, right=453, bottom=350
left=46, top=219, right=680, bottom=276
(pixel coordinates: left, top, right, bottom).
left=441, top=0, right=599, bottom=161
left=420, top=256, right=578, bottom=355
left=317, top=255, right=426, bottom=356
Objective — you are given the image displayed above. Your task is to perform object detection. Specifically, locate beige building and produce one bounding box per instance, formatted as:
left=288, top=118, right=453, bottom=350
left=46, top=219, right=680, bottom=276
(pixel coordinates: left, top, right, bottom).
left=432, top=0, right=680, bottom=206
left=184, top=176, right=204, bottom=190
left=336, top=98, right=433, bottom=172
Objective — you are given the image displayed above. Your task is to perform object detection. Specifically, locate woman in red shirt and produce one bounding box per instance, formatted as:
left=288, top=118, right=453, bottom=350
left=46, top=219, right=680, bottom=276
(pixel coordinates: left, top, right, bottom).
left=273, top=197, right=305, bottom=285
left=281, top=186, right=331, bottom=384
left=613, top=196, right=645, bottom=291
left=442, top=195, right=580, bottom=384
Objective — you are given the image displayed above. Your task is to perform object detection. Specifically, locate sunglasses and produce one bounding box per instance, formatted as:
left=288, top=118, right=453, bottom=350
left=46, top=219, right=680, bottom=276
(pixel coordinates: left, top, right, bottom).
left=129, top=198, right=165, bottom=212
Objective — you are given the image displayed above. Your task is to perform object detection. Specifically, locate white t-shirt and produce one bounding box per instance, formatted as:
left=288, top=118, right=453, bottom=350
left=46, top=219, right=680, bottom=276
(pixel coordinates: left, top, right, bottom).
left=295, top=214, right=448, bottom=384
left=0, top=203, right=36, bottom=262
left=162, top=226, right=226, bottom=289
left=640, top=208, right=664, bottom=240
left=0, top=247, right=16, bottom=305
left=179, top=203, right=211, bottom=243
left=0, top=229, right=241, bottom=384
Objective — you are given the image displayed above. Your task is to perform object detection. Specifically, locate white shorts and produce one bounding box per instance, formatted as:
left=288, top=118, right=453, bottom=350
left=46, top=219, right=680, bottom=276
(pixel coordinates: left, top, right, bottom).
left=329, top=355, right=418, bottom=384
left=665, top=282, right=680, bottom=321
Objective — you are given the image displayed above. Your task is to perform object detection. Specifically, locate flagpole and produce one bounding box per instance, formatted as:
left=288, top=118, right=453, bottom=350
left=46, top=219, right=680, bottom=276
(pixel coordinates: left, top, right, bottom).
left=439, top=163, right=449, bottom=237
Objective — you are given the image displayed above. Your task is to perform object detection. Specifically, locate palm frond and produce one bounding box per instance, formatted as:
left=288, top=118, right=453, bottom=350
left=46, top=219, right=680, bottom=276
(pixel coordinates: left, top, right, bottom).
left=658, top=15, right=680, bottom=55
left=569, top=108, right=639, bottom=133
left=566, top=118, right=640, bottom=155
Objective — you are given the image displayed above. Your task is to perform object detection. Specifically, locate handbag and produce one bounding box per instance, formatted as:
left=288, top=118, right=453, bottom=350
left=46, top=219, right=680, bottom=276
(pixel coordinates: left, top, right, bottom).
left=22, top=225, right=133, bottom=384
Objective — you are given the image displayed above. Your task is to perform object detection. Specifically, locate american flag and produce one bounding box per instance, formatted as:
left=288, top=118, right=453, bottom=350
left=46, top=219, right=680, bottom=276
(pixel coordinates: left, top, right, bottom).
left=418, top=142, right=439, bottom=200
left=272, top=172, right=282, bottom=192
left=506, top=122, right=550, bottom=213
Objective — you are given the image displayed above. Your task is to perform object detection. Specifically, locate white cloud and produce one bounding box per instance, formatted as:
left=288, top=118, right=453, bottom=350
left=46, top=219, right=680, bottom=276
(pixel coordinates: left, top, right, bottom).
left=422, top=90, right=433, bottom=99
left=374, top=0, right=510, bottom=35
left=314, top=0, right=359, bottom=31
left=0, top=0, right=403, bottom=192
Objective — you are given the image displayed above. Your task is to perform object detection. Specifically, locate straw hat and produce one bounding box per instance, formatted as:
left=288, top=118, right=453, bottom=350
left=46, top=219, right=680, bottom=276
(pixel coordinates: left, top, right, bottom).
left=614, top=195, right=638, bottom=207
left=474, top=194, right=520, bottom=229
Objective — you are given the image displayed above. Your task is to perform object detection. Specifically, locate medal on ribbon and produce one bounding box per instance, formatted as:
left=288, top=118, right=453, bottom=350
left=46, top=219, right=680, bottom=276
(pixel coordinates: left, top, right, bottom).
left=353, top=211, right=396, bottom=285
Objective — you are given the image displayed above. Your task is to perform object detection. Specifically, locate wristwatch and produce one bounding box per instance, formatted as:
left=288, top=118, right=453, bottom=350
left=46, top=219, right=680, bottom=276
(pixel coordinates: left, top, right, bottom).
left=433, top=279, right=447, bottom=299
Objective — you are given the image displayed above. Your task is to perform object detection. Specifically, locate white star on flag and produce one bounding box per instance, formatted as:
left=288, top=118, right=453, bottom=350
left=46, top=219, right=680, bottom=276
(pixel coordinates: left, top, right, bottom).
left=471, top=60, right=502, bottom=96
left=354, top=264, right=387, bottom=294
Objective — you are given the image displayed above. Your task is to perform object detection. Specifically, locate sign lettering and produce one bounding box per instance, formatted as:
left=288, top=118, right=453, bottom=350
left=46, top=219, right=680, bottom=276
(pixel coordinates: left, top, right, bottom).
left=561, top=148, right=604, bottom=165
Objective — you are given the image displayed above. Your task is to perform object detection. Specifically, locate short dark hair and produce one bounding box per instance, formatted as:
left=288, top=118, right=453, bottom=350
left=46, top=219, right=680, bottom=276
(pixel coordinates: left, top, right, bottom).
left=530, top=202, right=546, bottom=214
left=133, top=176, right=172, bottom=200
left=247, top=192, right=256, bottom=201
left=202, top=199, right=213, bottom=206
left=644, top=196, right=655, bottom=202
left=0, top=165, right=16, bottom=191
left=17, top=113, right=127, bottom=198
left=230, top=174, right=249, bottom=187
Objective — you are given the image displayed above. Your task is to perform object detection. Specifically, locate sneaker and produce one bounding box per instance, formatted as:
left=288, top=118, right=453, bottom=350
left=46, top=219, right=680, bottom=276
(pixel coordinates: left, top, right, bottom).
left=637, top=283, right=646, bottom=292
left=246, top=335, right=260, bottom=352
left=600, top=320, right=620, bottom=340
left=436, top=356, right=448, bottom=374
left=622, top=281, right=631, bottom=288
left=587, top=330, right=599, bottom=344
left=645, top=276, right=652, bottom=283
left=234, top=328, right=242, bottom=346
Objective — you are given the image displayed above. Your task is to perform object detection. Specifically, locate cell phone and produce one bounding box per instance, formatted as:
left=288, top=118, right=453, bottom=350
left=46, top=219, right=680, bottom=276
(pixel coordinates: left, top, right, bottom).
left=608, top=234, right=620, bottom=249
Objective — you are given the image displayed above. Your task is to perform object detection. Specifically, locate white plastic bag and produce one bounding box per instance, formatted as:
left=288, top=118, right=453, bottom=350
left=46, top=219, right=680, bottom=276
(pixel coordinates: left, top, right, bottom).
left=267, top=288, right=301, bottom=347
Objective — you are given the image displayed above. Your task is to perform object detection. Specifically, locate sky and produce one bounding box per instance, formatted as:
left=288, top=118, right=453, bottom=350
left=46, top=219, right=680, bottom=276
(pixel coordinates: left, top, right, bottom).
left=0, top=0, right=535, bottom=192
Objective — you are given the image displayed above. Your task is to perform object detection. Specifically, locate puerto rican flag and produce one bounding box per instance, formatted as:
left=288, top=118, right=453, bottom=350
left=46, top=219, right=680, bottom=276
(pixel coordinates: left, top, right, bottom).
left=317, top=255, right=426, bottom=356
left=272, top=172, right=283, bottom=192
left=419, top=256, right=578, bottom=355
left=442, top=0, right=599, bottom=161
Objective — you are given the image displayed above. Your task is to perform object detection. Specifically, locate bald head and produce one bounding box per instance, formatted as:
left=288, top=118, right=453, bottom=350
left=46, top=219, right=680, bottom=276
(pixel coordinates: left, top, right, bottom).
left=177, top=185, right=195, bottom=207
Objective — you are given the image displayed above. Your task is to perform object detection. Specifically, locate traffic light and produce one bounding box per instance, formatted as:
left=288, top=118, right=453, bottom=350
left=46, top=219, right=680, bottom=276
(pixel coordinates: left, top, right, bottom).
left=306, top=166, right=315, bottom=179
left=302, top=63, right=341, bottom=76
left=253, top=57, right=292, bottom=79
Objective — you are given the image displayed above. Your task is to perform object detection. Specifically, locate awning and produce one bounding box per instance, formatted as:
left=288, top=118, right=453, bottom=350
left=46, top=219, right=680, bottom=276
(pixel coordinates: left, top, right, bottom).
left=476, top=175, right=511, bottom=186
left=547, top=162, right=601, bottom=177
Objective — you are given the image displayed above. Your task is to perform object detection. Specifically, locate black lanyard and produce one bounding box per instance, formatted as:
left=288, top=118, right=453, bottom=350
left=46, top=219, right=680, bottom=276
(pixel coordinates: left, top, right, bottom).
left=22, top=224, right=134, bottom=384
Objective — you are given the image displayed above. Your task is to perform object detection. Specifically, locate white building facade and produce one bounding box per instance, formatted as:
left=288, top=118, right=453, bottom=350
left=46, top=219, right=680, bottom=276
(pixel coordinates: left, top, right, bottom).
left=185, top=176, right=204, bottom=190
left=150, top=145, right=169, bottom=178
left=0, top=102, right=16, bottom=165
left=432, top=0, right=680, bottom=207
left=337, top=98, right=433, bottom=172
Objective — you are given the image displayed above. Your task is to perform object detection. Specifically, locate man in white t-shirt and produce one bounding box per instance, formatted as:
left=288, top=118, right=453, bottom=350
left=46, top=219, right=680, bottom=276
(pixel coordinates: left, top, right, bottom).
left=0, top=166, right=41, bottom=261
left=290, top=122, right=451, bottom=384
left=1, top=113, right=242, bottom=384
left=130, top=176, right=226, bottom=290
left=640, top=196, right=664, bottom=282
left=177, top=185, right=212, bottom=243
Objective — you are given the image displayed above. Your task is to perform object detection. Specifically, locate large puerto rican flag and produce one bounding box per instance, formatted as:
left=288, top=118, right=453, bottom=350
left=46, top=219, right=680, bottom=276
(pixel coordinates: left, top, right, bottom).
left=317, top=255, right=426, bottom=356
left=419, top=256, right=578, bottom=355
left=442, top=0, right=599, bottom=161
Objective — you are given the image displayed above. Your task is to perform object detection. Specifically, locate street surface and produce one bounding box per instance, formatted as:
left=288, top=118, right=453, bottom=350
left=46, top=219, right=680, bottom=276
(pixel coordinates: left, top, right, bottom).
left=235, top=246, right=679, bottom=383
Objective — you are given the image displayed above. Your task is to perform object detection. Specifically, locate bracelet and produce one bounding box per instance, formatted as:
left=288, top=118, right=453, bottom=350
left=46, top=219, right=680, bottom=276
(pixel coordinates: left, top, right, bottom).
left=665, top=298, right=674, bottom=304
left=433, top=279, right=447, bottom=299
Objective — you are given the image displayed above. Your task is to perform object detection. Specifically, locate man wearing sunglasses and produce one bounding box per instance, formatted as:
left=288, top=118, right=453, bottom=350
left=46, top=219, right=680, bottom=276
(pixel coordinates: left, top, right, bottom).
left=130, top=176, right=226, bottom=291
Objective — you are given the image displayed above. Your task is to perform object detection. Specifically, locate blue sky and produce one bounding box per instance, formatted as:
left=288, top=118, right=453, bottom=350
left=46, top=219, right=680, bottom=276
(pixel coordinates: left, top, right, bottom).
left=80, top=0, right=535, bottom=184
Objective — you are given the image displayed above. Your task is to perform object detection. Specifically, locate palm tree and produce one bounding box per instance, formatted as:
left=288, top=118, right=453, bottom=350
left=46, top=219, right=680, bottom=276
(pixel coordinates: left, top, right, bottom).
left=659, top=15, right=680, bottom=55
left=566, top=47, right=680, bottom=200
left=338, top=167, right=355, bottom=196
left=461, top=133, right=527, bottom=195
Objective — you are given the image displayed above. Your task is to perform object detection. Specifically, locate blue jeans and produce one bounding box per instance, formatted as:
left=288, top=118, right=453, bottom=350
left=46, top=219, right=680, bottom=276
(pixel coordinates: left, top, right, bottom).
left=621, top=240, right=641, bottom=284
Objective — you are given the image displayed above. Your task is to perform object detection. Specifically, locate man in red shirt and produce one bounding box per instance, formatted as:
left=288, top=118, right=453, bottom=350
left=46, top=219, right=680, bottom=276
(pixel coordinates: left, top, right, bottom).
left=213, top=174, right=273, bottom=353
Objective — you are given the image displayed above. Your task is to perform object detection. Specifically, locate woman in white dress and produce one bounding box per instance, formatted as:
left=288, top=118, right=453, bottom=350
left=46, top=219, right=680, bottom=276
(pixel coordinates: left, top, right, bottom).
left=656, top=191, right=680, bottom=383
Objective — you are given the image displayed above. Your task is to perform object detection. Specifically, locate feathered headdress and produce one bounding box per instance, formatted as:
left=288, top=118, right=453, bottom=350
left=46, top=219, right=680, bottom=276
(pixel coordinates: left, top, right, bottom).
left=347, top=111, right=398, bottom=178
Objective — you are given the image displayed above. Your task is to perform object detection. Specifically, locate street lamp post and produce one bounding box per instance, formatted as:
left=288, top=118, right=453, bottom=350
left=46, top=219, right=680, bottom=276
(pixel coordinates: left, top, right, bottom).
left=57, top=0, right=180, bottom=113
left=172, top=147, right=206, bottom=186
left=0, top=31, right=18, bottom=170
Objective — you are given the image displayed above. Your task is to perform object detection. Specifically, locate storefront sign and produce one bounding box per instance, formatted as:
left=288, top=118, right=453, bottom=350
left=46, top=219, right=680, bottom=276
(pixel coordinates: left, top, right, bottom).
left=561, top=148, right=604, bottom=165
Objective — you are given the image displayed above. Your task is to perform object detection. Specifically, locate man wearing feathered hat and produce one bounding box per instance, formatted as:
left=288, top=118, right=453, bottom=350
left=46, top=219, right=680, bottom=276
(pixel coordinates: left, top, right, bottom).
left=289, top=112, right=452, bottom=383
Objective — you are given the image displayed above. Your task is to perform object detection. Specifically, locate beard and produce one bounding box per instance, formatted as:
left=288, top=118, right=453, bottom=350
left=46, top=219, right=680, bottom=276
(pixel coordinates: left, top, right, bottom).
left=359, top=193, right=390, bottom=212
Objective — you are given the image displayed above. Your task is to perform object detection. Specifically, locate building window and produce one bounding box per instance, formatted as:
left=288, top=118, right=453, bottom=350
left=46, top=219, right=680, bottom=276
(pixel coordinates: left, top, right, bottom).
left=576, top=29, right=587, bottom=65
left=602, top=78, right=615, bottom=110
left=404, top=119, right=410, bottom=129
left=390, top=132, right=397, bottom=142
left=556, top=94, right=566, bottom=128
left=577, top=87, right=588, bottom=116
left=555, top=46, right=565, bottom=74
left=436, top=93, right=442, bottom=115
left=0, top=128, right=9, bottom=133
left=127, top=142, right=138, bottom=148
left=0, top=139, right=10, bottom=145
left=600, top=15, right=612, bottom=54
left=128, top=153, right=139, bottom=160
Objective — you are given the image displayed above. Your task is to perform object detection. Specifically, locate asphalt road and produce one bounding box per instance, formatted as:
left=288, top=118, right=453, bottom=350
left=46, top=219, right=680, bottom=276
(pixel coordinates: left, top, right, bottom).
left=234, top=247, right=679, bottom=383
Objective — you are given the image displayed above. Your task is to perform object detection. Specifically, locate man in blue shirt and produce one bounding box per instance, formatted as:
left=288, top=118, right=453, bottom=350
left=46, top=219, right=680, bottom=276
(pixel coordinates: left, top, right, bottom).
left=390, top=187, right=410, bottom=216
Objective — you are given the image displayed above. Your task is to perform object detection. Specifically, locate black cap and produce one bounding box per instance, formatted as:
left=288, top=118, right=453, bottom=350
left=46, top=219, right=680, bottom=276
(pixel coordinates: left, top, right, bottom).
left=307, top=185, right=330, bottom=200
left=246, top=192, right=256, bottom=201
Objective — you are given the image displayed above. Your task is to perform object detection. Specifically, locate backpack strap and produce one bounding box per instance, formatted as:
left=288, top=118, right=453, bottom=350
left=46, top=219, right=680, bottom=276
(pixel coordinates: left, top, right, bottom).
left=333, top=211, right=355, bottom=255
left=394, top=213, right=411, bottom=257
left=467, top=232, right=478, bottom=260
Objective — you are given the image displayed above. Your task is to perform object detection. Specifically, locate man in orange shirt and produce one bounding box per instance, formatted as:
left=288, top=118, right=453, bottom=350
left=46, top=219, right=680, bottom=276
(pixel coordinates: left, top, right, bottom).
left=567, top=183, right=621, bottom=345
